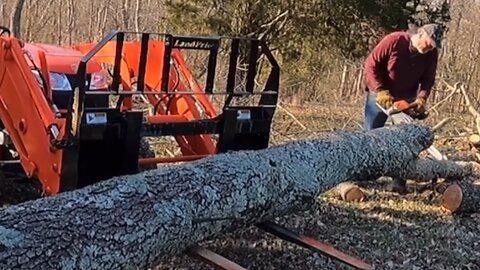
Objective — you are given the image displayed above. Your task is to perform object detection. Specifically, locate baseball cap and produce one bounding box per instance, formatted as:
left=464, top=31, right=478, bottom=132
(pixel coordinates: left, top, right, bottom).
left=421, top=23, right=443, bottom=48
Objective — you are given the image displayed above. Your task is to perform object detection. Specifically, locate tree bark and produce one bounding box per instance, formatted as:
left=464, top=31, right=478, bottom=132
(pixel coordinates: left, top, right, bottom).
left=9, top=0, right=25, bottom=38
left=0, top=0, right=5, bottom=25
left=0, top=124, right=472, bottom=269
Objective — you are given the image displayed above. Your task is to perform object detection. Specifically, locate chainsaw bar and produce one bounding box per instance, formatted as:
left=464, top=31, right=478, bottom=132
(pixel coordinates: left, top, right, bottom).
left=376, top=103, right=447, bottom=161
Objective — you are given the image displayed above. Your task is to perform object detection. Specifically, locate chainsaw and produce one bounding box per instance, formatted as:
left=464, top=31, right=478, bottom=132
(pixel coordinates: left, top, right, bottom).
left=376, top=99, right=447, bottom=161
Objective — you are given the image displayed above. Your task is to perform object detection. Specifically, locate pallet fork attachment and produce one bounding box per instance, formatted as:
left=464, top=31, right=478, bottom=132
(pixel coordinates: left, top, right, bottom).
left=182, top=221, right=374, bottom=270
left=53, top=31, right=281, bottom=192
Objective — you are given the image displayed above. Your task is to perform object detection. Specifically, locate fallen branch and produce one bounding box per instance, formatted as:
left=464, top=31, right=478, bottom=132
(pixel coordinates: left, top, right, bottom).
left=277, top=104, right=309, bottom=131
left=428, top=80, right=460, bottom=113
left=459, top=84, right=480, bottom=135
left=432, top=117, right=457, bottom=132
left=0, top=124, right=472, bottom=269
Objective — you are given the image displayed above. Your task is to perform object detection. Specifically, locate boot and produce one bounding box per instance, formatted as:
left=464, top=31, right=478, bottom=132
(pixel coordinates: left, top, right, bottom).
left=387, top=178, right=408, bottom=194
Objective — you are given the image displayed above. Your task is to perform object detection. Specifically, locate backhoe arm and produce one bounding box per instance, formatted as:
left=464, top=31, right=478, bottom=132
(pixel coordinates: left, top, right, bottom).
left=0, top=36, right=65, bottom=195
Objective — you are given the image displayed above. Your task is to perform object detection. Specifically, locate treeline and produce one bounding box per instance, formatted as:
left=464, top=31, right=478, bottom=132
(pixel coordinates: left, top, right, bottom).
left=2, top=0, right=479, bottom=111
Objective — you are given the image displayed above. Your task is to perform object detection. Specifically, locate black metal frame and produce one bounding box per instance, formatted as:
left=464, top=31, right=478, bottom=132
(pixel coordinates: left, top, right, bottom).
left=57, top=31, right=280, bottom=191
left=64, top=31, right=279, bottom=138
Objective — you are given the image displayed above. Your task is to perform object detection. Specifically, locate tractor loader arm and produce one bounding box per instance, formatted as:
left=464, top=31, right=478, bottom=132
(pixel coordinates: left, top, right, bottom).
left=0, top=34, right=65, bottom=195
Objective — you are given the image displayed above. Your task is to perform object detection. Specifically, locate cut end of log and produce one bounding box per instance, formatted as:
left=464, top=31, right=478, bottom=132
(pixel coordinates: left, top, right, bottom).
left=343, top=186, right=366, bottom=202
left=469, top=134, right=480, bottom=147
left=441, top=183, right=463, bottom=213
left=334, top=182, right=366, bottom=202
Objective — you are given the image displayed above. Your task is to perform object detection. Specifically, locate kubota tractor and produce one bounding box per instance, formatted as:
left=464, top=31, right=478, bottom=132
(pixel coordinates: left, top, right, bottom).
left=0, top=26, right=279, bottom=196
left=22, top=42, right=111, bottom=110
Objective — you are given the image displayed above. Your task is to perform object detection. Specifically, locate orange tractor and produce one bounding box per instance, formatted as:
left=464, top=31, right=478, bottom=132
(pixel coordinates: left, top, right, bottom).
left=0, top=26, right=279, bottom=195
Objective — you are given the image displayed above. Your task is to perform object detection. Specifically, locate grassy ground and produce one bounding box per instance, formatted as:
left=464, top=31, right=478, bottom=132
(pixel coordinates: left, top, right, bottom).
left=154, top=102, right=480, bottom=270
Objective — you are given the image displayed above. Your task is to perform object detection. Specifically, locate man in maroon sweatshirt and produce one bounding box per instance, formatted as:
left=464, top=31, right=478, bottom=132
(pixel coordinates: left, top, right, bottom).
left=363, top=23, right=443, bottom=193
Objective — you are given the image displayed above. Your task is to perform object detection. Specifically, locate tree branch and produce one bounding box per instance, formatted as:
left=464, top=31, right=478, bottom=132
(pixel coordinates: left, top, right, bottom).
left=459, top=84, right=480, bottom=135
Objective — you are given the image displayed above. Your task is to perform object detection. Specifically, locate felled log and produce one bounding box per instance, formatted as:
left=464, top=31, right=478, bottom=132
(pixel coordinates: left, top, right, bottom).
left=441, top=181, right=480, bottom=214
left=418, top=161, right=480, bottom=213
left=400, top=158, right=471, bottom=181
left=0, top=124, right=472, bottom=270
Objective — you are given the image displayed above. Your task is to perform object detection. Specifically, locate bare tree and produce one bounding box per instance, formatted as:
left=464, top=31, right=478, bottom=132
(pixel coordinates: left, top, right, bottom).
left=0, top=0, right=5, bottom=25
left=9, top=0, right=25, bottom=38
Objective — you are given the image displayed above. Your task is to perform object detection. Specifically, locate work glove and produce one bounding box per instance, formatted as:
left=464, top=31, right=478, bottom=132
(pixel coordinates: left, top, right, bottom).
left=412, top=97, right=428, bottom=120
left=413, top=97, right=426, bottom=112
left=376, top=90, right=393, bottom=109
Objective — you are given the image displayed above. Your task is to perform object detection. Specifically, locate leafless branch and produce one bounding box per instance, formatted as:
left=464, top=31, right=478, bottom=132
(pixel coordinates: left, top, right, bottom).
left=459, top=84, right=480, bottom=135
left=432, top=117, right=458, bottom=132
left=277, top=104, right=308, bottom=131
left=429, top=79, right=461, bottom=112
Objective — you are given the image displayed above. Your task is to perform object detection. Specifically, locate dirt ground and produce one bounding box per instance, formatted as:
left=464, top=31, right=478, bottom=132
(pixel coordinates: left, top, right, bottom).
left=1, top=103, right=479, bottom=270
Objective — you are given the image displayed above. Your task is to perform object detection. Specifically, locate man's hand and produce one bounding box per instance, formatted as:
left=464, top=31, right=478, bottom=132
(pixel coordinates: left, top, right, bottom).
left=414, top=97, right=426, bottom=112
left=376, top=90, right=394, bottom=108
left=410, top=97, right=428, bottom=120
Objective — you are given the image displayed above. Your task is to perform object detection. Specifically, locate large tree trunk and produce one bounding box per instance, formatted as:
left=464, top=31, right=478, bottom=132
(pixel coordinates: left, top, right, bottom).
left=0, top=124, right=472, bottom=269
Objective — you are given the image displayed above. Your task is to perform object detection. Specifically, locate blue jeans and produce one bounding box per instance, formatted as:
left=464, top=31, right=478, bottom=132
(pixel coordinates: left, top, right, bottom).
left=363, top=91, right=416, bottom=131
left=363, top=91, right=388, bottom=131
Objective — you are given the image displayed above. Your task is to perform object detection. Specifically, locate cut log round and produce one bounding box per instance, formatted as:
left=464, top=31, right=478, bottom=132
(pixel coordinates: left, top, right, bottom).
left=441, top=181, right=480, bottom=214
left=0, top=124, right=472, bottom=269
left=468, top=134, right=480, bottom=148
left=333, top=182, right=366, bottom=202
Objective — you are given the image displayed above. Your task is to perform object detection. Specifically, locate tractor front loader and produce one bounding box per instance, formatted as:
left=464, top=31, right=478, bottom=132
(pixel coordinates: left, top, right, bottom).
left=0, top=27, right=373, bottom=269
left=0, top=28, right=280, bottom=194
left=60, top=31, right=282, bottom=192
